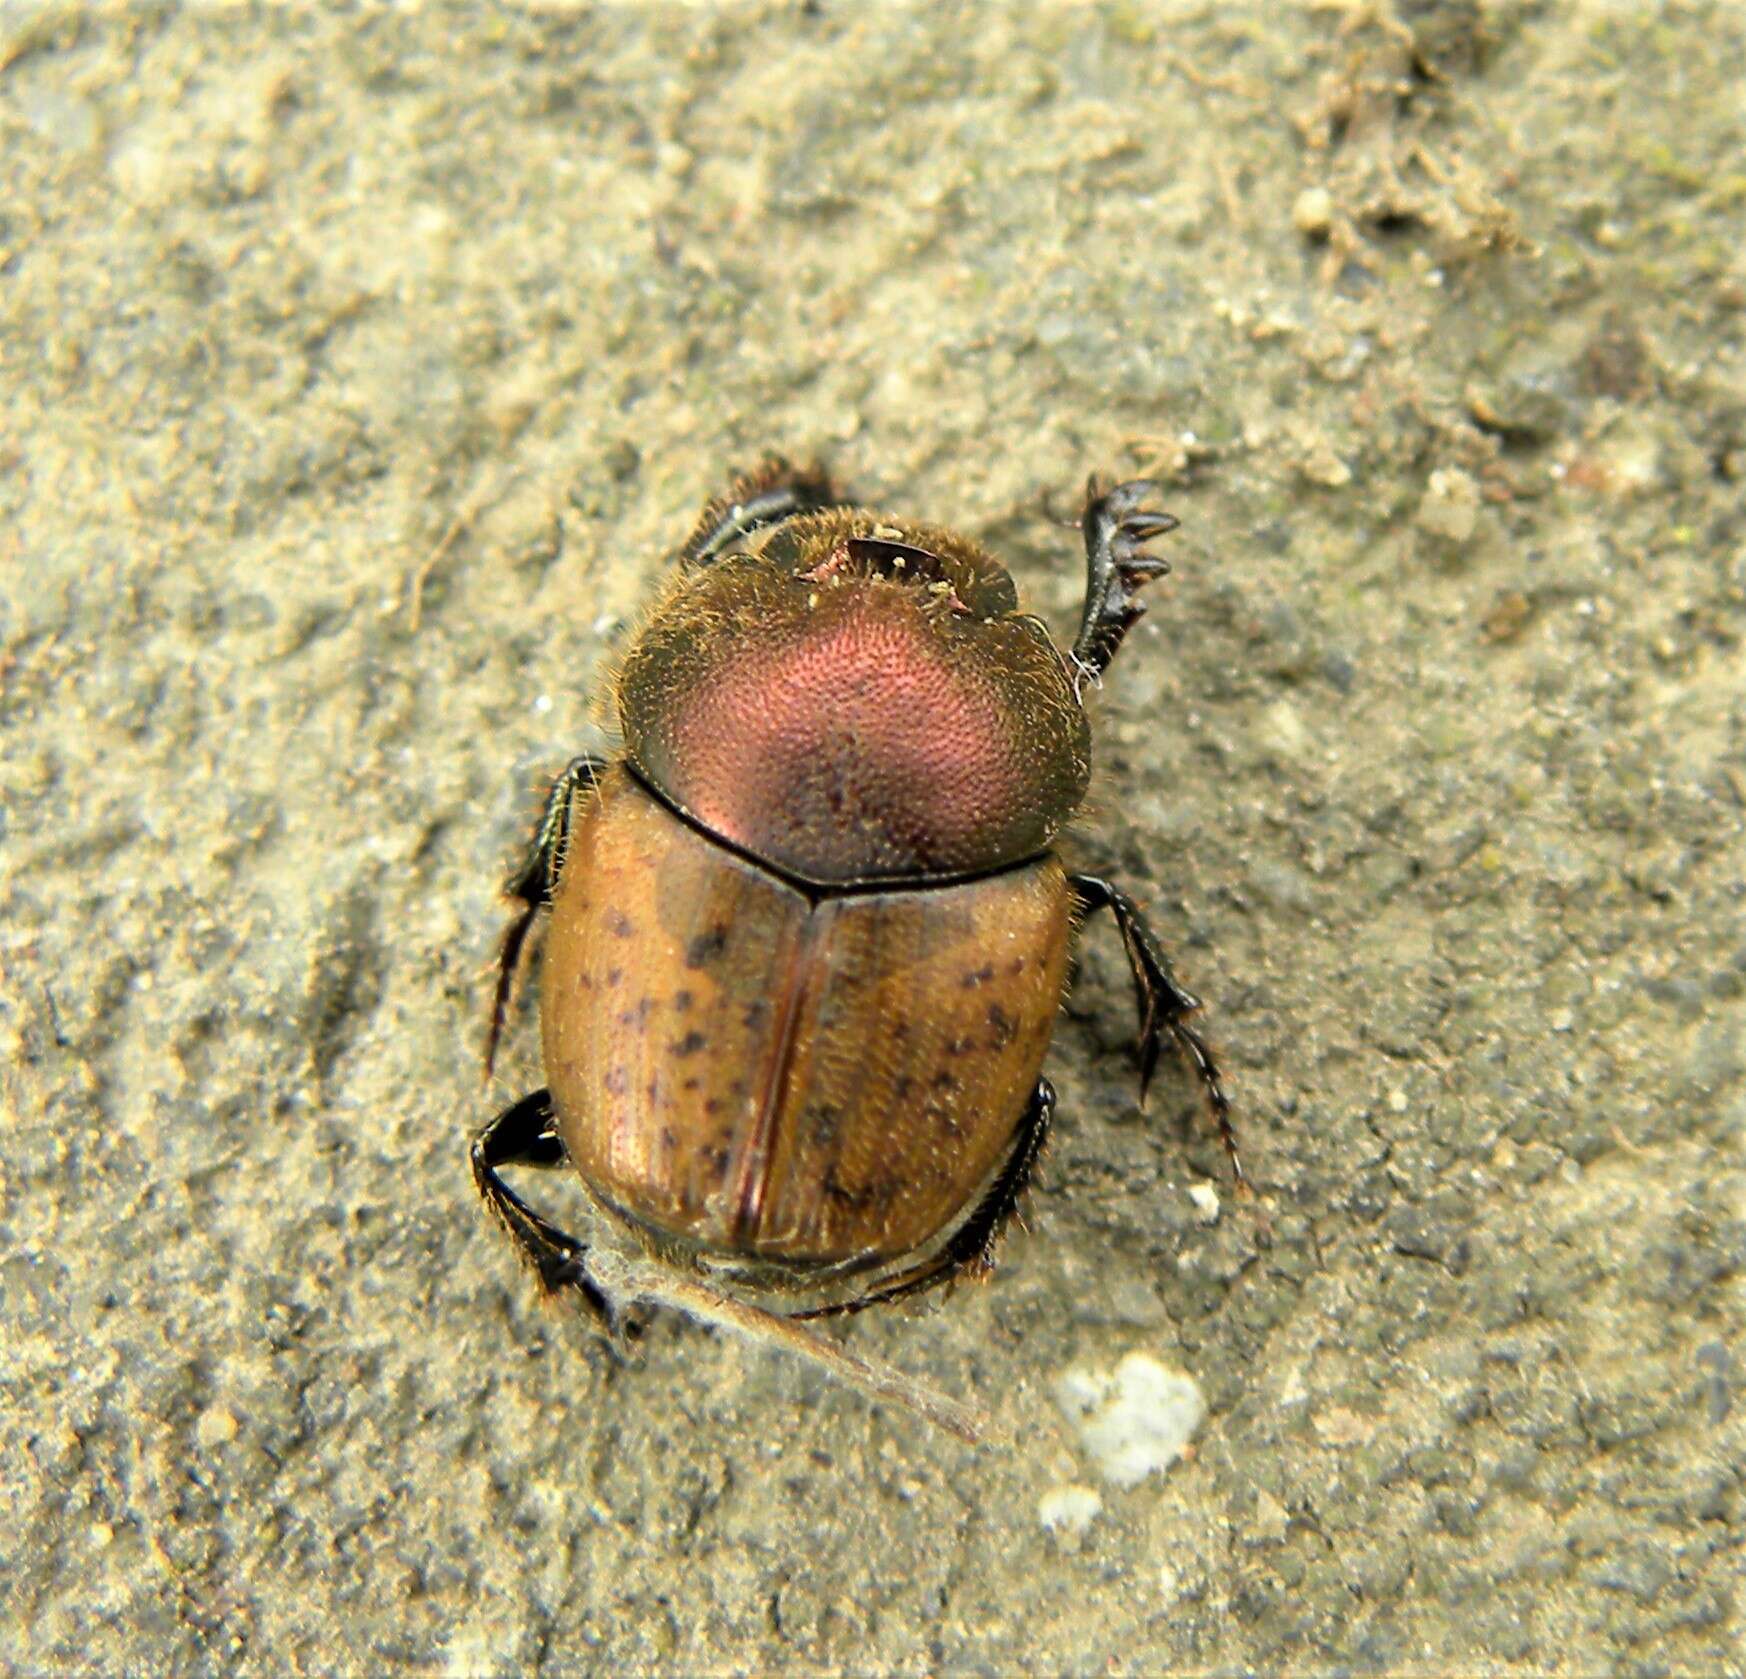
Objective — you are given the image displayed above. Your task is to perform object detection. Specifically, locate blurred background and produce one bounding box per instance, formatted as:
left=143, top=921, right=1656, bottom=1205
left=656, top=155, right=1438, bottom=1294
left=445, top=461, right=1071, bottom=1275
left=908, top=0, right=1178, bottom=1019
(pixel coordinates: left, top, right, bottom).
left=3, top=3, right=1742, bottom=1671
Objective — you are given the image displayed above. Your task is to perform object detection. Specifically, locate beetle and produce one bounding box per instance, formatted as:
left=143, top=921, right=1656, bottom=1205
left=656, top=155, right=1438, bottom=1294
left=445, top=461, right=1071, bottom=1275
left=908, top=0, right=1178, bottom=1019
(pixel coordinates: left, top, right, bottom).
left=471, top=459, right=1240, bottom=1441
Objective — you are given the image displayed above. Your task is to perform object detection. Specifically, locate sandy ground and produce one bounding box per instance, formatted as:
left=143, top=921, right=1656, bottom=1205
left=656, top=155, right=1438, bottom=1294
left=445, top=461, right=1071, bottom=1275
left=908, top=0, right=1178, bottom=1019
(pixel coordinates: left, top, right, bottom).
left=3, top=3, right=1743, bottom=1673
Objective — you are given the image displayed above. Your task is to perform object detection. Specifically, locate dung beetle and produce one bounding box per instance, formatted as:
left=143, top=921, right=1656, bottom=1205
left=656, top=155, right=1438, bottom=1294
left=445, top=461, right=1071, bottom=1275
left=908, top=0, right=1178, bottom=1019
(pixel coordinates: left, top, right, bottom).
left=472, top=459, right=1240, bottom=1441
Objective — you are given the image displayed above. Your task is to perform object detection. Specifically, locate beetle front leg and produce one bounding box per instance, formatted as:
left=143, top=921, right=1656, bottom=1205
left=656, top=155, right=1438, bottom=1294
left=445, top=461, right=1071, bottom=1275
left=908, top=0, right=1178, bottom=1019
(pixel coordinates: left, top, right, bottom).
left=1070, top=873, right=1245, bottom=1190
left=679, top=456, right=845, bottom=567
left=484, top=753, right=610, bottom=1078
left=1070, top=479, right=1179, bottom=686
left=470, top=1089, right=632, bottom=1340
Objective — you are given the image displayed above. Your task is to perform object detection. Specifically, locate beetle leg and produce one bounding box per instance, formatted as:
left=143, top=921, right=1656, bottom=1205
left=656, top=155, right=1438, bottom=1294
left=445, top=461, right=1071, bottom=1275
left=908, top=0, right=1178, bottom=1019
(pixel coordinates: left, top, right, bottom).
left=1069, top=872, right=1246, bottom=1190
left=484, top=753, right=611, bottom=1078
left=470, top=1088, right=633, bottom=1340
left=472, top=1097, right=988, bottom=1440
left=1070, top=478, right=1180, bottom=685
left=797, top=1078, right=1058, bottom=1318
left=584, top=1250, right=992, bottom=1445
left=679, top=456, right=845, bottom=567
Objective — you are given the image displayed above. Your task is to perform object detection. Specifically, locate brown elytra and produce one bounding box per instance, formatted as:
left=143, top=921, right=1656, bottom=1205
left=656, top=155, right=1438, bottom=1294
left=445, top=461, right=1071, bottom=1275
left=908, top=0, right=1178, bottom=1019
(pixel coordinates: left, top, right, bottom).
left=472, top=461, right=1240, bottom=1441
left=542, top=766, right=1071, bottom=1269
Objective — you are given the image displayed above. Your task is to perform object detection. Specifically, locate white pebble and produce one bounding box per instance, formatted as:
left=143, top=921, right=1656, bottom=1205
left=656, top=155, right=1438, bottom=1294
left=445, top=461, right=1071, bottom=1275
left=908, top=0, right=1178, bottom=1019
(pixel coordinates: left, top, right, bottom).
left=1292, top=186, right=1335, bottom=238
left=1416, top=468, right=1481, bottom=543
left=1037, top=1484, right=1104, bottom=1537
left=1053, top=1353, right=1207, bottom=1489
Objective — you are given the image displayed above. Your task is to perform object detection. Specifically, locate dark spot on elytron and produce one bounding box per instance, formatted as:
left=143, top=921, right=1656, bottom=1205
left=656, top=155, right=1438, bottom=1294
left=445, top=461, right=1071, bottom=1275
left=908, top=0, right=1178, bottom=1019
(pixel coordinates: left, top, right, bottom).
left=682, top=1074, right=700, bottom=1091
left=673, top=988, right=694, bottom=1012
left=685, top=924, right=729, bottom=968
left=607, top=908, right=635, bottom=939
left=947, top=1034, right=976, bottom=1057
left=986, top=1002, right=1016, bottom=1047
left=893, top=1073, right=915, bottom=1101
left=728, top=1077, right=748, bottom=1098
left=822, top=1169, right=875, bottom=1210
left=741, top=998, right=769, bottom=1030
left=616, top=997, right=655, bottom=1029
left=961, top=962, right=995, bottom=988
left=605, top=967, right=624, bottom=987
left=603, top=1067, right=628, bottom=1096
left=660, top=1126, right=679, bottom=1151
left=926, top=1104, right=965, bottom=1138
left=808, top=1105, right=841, bottom=1147
left=704, top=1095, right=724, bottom=1116
left=931, top=1069, right=957, bottom=1092
left=892, top=1018, right=911, bottom=1040
left=574, top=971, right=596, bottom=991
left=646, top=1078, right=662, bottom=1106
left=701, top=1144, right=731, bottom=1182
left=673, top=1029, right=707, bottom=1057
left=1008, top=955, right=1026, bottom=975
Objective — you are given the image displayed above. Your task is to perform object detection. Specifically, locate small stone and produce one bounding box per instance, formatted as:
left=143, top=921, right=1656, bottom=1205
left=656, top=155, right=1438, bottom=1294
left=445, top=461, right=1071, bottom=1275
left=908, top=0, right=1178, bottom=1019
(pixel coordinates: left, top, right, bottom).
left=1466, top=370, right=1573, bottom=443
left=1416, top=468, right=1481, bottom=543
left=196, top=1405, right=239, bottom=1451
left=1251, top=1486, right=1290, bottom=1542
left=1053, top=1353, right=1207, bottom=1489
left=1296, top=436, right=1352, bottom=488
left=1037, top=1484, right=1103, bottom=1539
left=1187, top=1182, right=1221, bottom=1225
left=1256, top=699, right=1310, bottom=761
left=1293, top=186, right=1335, bottom=239
left=1481, top=590, right=1534, bottom=643
left=1591, top=417, right=1664, bottom=496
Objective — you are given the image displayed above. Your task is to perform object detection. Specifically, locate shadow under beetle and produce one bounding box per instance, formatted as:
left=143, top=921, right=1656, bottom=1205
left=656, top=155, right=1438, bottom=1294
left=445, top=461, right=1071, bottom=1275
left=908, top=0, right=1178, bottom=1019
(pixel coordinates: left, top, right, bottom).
left=473, top=459, right=1240, bottom=1441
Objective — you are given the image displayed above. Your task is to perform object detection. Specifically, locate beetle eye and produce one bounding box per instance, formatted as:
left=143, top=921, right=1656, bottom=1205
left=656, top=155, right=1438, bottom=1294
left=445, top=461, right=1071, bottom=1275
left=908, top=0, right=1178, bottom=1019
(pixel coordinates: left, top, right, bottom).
left=844, top=536, right=952, bottom=584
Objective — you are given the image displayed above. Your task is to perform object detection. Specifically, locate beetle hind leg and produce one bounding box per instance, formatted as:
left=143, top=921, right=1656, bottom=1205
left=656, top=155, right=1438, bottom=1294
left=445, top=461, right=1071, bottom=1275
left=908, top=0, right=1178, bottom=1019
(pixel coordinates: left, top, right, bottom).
left=1070, top=872, right=1246, bottom=1190
left=470, top=1089, right=631, bottom=1339
left=484, top=753, right=610, bottom=1078
left=1070, top=479, right=1179, bottom=686
left=470, top=1095, right=988, bottom=1441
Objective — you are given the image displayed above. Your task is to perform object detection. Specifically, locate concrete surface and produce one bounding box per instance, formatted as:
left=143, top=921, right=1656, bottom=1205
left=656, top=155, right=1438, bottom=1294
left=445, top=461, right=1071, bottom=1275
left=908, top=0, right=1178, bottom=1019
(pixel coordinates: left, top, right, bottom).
left=3, top=3, right=1742, bottom=1673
